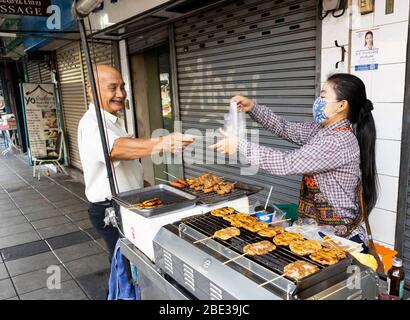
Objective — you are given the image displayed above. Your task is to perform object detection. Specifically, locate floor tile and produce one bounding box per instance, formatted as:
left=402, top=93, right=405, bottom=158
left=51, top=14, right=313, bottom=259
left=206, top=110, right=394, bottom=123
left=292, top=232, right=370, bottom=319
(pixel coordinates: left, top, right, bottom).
left=74, top=218, right=92, bottom=230
left=65, top=253, right=110, bottom=278
left=1, top=240, right=50, bottom=262
left=38, top=223, right=80, bottom=239
left=0, top=223, right=34, bottom=238
left=0, top=204, right=17, bottom=212
left=77, top=269, right=109, bottom=300
left=53, top=241, right=105, bottom=263
left=59, top=203, right=89, bottom=215
left=52, top=198, right=84, bottom=208
left=20, top=204, right=57, bottom=215
left=46, top=231, right=91, bottom=250
left=0, top=215, right=27, bottom=227
left=32, top=216, right=71, bottom=230
left=5, top=296, right=19, bottom=300
left=11, top=193, right=41, bottom=202
left=5, top=251, right=60, bottom=277
left=66, top=211, right=88, bottom=222
left=12, top=265, right=71, bottom=295
left=25, top=208, right=62, bottom=221
left=0, top=263, right=8, bottom=280
left=17, top=198, right=50, bottom=209
left=0, top=209, right=22, bottom=219
left=95, top=239, right=108, bottom=252
left=0, top=231, right=41, bottom=249
left=19, top=280, right=86, bottom=300
left=84, top=228, right=101, bottom=240
left=41, top=192, right=74, bottom=202
left=0, top=278, right=16, bottom=300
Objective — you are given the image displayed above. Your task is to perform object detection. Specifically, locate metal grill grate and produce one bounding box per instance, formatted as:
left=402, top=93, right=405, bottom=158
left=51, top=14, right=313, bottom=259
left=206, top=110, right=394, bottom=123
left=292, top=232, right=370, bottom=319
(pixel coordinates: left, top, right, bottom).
left=179, top=212, right=352, bottom=293
left=179, top=181, right=262, bottom=205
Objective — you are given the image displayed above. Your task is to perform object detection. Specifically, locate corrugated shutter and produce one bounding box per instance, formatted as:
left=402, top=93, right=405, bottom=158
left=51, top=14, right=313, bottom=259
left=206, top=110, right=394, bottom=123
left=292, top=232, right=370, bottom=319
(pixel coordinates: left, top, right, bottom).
left=404, top=166, right=410, bottom=285
left=56, top=42, right=87, bottom=169
left=127, top=26, right=169, bottom=55
left=56, top=41, right=118, bottom=169
left=174, top=0, right=318, bottom=205
left=27, top=60, right=52, bottom=83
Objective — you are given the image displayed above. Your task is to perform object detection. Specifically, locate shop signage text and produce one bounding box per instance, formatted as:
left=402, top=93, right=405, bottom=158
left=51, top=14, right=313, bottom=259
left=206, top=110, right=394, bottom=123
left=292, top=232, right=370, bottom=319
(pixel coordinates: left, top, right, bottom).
left=0, top=0, right=51, bottom=16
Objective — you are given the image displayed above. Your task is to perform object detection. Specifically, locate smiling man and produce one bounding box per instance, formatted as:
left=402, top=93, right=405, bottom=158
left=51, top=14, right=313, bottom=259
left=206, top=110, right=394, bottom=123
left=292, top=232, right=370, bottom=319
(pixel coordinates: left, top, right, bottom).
left=78, top=64, right=193, bottom=260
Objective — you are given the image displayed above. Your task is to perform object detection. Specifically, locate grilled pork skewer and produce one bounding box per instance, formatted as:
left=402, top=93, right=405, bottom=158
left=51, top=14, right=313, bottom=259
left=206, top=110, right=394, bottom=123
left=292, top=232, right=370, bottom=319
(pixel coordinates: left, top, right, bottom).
left=193, top=227, right=241, bottom=244
left=224, top=240, right=276, bottom=264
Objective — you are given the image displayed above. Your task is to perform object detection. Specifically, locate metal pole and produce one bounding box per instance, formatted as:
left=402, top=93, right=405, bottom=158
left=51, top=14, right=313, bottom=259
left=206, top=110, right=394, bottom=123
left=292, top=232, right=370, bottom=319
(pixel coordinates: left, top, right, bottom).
left=77, top=18, right=117, bottom=197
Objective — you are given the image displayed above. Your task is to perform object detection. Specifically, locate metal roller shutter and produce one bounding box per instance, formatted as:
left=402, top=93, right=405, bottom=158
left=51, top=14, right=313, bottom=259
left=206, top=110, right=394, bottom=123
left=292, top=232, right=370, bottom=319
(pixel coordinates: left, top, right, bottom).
left=56, top=41, right=118, bottom=169
left=27, top=60, right=52, bottom=83
left=56, top=42, right=87, bottom=169
left=174, top=0, right=318, bottom=205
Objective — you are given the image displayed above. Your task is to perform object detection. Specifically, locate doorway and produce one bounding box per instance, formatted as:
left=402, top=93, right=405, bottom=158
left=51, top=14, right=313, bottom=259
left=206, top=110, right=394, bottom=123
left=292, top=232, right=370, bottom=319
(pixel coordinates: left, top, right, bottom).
left=130, top=44, right=181, bottom=185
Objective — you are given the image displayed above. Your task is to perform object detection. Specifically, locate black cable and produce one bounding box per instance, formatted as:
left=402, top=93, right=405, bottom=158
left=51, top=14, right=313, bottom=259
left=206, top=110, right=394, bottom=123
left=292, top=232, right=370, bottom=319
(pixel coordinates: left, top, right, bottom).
left=86, top=16, right=120, bottom=195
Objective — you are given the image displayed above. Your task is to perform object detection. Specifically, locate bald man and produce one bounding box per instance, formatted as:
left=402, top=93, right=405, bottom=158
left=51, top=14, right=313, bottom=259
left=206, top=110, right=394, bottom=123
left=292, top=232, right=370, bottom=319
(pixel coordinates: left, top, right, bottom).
left=78, top=64, right=192, bottom=260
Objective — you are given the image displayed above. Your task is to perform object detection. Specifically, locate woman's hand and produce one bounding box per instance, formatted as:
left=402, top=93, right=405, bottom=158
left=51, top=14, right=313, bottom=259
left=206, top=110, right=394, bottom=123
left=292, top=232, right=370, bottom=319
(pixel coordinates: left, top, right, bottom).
left=210, top=128, right=239, bottom=155
left=231, top=95, right=254, bottom=113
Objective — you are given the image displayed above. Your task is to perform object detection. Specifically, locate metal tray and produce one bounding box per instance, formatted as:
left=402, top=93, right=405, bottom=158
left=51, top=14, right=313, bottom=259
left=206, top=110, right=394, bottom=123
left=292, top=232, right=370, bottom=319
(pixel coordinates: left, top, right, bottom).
left=113, top=184, right=197, bottom=218
left=180, top=180, right=263, bottom=206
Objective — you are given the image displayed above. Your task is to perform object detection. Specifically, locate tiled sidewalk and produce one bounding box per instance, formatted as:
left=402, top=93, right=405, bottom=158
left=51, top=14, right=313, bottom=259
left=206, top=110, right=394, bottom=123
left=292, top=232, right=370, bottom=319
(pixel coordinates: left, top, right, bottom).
left=0, top=150, right=110, bottom=300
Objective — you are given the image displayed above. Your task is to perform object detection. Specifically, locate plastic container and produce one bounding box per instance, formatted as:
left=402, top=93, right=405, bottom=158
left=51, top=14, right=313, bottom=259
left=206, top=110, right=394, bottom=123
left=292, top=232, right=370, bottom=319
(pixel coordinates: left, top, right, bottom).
left=274, top=203, right=299, bottom=222
left=254, top=204, right=289, bottom=226
left=374, top=242, right=398, bottom=273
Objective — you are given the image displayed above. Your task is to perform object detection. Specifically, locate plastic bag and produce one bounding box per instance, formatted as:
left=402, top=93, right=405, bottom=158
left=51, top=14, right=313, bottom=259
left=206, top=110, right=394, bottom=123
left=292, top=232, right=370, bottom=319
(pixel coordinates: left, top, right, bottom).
left=224, top=101, right=246, bottom=139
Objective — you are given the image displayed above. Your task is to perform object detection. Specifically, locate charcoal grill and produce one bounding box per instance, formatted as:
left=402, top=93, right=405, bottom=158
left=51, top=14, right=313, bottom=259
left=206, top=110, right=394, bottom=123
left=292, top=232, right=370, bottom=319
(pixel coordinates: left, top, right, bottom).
left=180, top=212, right=352, bottom=295
left=151, top=210, right=379, bottom=300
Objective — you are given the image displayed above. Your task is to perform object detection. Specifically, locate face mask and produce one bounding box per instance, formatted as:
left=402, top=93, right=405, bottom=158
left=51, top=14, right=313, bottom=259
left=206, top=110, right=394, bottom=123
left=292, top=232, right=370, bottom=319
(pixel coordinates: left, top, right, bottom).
left=312, top=97, right=338, bottom=124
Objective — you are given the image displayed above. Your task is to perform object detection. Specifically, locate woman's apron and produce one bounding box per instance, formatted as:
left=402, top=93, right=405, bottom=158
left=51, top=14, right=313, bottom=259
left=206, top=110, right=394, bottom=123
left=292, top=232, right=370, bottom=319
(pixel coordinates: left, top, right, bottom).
left=297, top=126, right=362, bottom=238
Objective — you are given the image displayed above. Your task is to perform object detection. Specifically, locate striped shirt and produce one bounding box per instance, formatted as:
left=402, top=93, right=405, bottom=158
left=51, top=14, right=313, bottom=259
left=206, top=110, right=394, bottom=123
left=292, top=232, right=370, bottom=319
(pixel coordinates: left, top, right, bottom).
left=238, top=103, right=367, bottom=243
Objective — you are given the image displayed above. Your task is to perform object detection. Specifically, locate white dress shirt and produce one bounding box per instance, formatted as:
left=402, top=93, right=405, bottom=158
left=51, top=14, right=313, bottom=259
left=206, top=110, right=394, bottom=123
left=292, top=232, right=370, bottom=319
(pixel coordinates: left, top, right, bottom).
left=78, top=104, right=144, bottom=203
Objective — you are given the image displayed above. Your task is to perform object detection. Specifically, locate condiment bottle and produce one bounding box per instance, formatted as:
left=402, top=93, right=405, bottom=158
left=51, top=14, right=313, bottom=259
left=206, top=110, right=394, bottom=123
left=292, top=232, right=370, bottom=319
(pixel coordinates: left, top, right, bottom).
left=387, top=257, right=405, bottom=299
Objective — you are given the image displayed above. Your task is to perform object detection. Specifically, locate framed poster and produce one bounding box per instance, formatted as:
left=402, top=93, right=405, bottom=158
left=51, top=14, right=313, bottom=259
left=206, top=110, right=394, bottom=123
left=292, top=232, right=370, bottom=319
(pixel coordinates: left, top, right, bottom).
left=21, top=83, right=64, bottom=162
left=353, top=28, right=379, bottom=71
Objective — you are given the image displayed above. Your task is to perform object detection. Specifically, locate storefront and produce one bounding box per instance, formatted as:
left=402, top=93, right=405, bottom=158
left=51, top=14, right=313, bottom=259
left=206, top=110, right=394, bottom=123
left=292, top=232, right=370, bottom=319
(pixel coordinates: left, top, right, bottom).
left=86, top=0, right=410, bottom=288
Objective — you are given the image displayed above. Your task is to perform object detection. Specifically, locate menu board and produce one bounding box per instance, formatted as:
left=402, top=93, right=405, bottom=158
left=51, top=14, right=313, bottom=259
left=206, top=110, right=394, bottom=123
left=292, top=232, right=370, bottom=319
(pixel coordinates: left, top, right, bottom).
left=22, top=83, right=59, bottom=159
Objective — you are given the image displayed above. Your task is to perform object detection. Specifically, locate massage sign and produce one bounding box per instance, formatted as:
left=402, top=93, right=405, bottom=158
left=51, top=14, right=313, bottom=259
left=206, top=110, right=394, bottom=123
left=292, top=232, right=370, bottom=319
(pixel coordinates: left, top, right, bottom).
left=0, top=0, right=51, bottom=16
left=22, top=83, right=59, bottom=159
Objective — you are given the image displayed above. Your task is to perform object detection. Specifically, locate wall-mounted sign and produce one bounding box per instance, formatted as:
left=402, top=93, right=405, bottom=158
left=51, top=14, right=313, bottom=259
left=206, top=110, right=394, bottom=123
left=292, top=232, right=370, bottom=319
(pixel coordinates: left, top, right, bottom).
left=21, top=83, right=60, bottom=159
left=353, top=28, right=379, bottom=71
left=0, top=0, right=51, bottom=16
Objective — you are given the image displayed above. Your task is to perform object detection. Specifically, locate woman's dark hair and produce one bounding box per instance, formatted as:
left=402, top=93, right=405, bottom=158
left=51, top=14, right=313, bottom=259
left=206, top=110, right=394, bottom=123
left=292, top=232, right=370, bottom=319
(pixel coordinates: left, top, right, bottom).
left=364, top=31, right=373, bottom=47
left=327, top=73, right=378, bottom=214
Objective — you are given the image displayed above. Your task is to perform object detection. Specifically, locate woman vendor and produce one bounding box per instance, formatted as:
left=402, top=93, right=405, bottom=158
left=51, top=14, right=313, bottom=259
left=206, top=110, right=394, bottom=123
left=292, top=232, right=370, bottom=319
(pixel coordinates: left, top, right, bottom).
left=211, top=73, right=378, bottom=253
